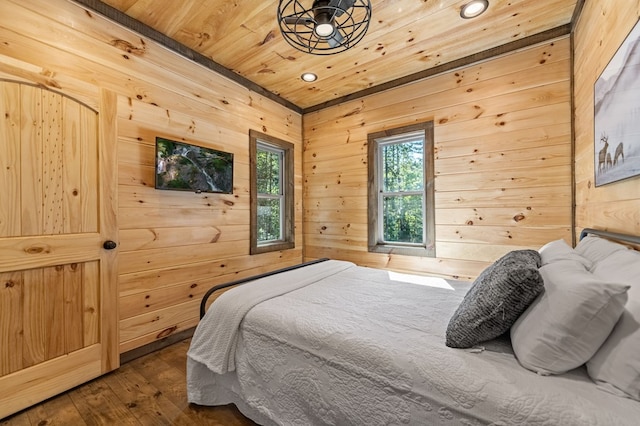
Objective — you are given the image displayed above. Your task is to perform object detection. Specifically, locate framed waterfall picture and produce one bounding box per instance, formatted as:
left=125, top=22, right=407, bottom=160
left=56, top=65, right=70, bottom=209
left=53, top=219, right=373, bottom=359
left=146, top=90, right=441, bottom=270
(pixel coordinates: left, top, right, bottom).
left=594, top=18, right=640, bottom=186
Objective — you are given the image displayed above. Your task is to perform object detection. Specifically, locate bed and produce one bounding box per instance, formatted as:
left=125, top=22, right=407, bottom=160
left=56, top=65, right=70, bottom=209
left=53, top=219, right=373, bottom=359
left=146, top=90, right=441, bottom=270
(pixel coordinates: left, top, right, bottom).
left=187, top=228, right=640, bottom=425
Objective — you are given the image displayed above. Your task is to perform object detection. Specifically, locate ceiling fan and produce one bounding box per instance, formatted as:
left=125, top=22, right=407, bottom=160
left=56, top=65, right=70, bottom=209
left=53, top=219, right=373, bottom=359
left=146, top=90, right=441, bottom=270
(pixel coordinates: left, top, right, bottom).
left=277, top=0, right=372, bottom=55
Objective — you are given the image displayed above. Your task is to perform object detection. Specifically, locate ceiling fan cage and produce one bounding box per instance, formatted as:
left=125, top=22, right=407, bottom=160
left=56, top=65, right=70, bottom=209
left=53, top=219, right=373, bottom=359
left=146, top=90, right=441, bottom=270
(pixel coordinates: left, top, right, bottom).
left=277, top=0, right=372, bottom=55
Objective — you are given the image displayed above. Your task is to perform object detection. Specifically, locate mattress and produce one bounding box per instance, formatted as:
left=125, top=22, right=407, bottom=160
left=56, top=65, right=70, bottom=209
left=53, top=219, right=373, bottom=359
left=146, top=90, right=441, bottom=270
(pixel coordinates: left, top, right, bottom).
left=187, top=260, right=640, bottom=425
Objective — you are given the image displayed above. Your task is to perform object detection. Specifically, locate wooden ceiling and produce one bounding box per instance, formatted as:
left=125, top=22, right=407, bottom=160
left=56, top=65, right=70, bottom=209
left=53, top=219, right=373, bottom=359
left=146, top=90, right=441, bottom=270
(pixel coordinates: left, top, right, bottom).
left=91, top=0, right=578, bottom=111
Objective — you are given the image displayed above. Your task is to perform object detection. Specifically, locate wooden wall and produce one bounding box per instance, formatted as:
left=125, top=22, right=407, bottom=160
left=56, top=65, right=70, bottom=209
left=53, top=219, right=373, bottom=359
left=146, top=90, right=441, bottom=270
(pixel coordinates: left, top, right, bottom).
left=0, top=0, right=303, bottom=354
left=303, top=38, right=573, bottom=280
left=573, top=0, right=640, bottom=236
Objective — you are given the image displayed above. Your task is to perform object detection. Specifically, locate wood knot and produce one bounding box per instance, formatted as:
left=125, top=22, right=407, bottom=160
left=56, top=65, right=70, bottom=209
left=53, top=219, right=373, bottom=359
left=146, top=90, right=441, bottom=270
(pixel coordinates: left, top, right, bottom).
left=25, top=245, right=49, bottom=254
left=5, top=281, right=14, bottom=288
left=513, top=213, right=526, bottom=222
left=466, top=220, right=474, bottom=225
left=156, top=326, right=178, bottom=339
left=342, top=108, right=361, bottom=118
left=109, top=39, right=146, bottom=56
left=260, top=30, right=275, bottom=46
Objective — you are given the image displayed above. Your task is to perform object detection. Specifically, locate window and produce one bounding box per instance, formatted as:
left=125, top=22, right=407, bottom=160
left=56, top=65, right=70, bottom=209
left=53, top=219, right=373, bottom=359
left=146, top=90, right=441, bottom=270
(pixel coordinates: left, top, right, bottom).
left=250, top=130, right=294, bottom=254
left=367, top=122, right=435, bottom=256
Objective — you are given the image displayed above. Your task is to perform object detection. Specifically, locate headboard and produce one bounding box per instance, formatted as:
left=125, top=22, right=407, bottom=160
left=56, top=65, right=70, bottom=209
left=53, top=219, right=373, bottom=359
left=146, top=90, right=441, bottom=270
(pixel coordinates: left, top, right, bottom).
left=579, top=228, right=640, bottom=245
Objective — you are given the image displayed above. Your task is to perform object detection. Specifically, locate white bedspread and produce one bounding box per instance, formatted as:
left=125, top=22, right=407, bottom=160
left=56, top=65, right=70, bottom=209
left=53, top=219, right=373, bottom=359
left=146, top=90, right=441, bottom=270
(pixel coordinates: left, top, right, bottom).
left=187, top=260, right=640, bottom=425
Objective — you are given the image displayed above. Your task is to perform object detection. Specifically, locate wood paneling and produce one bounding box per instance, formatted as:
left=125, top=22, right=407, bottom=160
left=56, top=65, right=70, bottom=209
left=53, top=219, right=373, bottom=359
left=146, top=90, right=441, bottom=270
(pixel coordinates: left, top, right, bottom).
left=96, top=0, right=577, bottom=109
left=573, top=0, right=640, bottom=237
left=303, top=37, right=573, bottom=279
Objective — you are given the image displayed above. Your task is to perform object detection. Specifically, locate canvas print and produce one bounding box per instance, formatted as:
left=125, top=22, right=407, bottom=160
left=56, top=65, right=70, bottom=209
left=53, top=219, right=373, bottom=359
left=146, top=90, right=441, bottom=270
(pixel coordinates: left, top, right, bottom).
left=594, top=18, right=640, bottom=186
left=155, top=137, right=234, bottom=194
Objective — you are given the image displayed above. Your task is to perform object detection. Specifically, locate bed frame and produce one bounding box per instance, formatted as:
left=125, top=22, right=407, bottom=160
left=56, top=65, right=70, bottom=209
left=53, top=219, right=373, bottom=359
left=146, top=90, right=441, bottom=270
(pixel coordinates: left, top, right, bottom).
left=199, top=258, right=329, bottom=319
left=579, top=227, right=640, bottom=244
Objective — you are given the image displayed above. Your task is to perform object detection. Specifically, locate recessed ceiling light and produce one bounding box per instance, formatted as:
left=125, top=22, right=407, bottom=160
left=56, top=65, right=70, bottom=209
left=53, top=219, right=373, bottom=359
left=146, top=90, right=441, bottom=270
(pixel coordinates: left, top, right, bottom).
left=460, top=0, right=489, bottom=19
left=301, top=72, right=318, bottom=82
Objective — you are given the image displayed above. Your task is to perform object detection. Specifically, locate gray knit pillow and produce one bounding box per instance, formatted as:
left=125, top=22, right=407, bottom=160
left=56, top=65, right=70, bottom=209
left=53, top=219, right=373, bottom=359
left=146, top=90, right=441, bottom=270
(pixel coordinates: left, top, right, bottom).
left=446, top=250, right=543, bottom=348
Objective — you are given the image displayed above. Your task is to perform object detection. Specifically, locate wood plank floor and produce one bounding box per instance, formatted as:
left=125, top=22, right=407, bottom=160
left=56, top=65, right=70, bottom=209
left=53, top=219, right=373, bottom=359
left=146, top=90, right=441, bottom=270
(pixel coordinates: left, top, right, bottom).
left=0, top=339, right=258, bottom=425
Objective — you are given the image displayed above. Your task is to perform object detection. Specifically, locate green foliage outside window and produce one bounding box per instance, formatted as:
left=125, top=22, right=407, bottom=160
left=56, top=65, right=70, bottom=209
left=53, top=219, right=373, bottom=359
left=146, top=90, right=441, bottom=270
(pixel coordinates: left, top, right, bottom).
left=256, top=148, right=283, bottom=242
left=380, top=139, right=424, bottom=244
left=257, top=150, right=281, bottom=195
left=382, top=140, right=424, bottom=192
left=383, top=195, right=424, bottom=243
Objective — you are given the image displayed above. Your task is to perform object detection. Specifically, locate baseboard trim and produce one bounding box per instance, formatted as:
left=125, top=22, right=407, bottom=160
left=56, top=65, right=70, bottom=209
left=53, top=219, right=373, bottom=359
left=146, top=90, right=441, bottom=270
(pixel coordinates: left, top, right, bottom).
left=120, top=327, right=196, bottom=364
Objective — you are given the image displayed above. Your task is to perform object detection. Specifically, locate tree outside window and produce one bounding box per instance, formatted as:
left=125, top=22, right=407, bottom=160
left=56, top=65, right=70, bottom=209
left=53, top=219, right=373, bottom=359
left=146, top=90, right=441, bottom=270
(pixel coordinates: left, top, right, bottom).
left=368, top=122, right=435, bottom=257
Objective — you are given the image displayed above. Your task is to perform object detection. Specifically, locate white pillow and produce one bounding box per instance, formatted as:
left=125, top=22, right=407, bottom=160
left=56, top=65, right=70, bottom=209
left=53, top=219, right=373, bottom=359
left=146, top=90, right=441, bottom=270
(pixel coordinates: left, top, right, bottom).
left=586, top=249, right=640, bottom=401
left=574, top=234, right=630, bottom=268
left=511, top=259, right=629, bottom=375
left=539, top=239, right=593, bottom=269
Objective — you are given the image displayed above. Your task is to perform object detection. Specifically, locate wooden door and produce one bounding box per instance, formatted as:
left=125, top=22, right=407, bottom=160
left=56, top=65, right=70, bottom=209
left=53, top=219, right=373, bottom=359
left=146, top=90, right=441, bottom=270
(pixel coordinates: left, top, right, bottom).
left=0, top=82, right=118, bottom=419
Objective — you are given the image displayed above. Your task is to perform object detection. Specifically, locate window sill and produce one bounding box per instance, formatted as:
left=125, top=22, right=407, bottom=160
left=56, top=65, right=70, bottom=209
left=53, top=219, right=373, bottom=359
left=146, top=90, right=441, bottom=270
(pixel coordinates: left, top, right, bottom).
left=368, top=244, right=435, bottom=257
left=251, top=241, right=295, bottom=255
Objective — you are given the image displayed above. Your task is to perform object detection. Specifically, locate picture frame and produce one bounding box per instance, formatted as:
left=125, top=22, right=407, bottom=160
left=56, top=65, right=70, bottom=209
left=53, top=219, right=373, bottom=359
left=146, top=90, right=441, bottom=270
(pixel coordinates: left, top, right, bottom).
left=593, top=18, right=640, bottom=187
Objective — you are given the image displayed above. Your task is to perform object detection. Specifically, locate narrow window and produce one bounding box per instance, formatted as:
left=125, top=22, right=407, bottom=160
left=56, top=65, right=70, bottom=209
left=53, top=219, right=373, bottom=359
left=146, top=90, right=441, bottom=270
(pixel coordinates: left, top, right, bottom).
left=250, top=130, right=294, bottom=254
left=368, top=122, right=435, bottom=257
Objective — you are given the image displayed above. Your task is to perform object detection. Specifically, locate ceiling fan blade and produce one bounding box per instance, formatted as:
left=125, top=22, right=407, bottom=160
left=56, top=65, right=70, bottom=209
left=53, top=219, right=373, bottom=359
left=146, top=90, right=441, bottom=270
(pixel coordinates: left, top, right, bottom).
left=327, top=29, right=344, bottom=47
left=328, top=0, right=355, bottom=17
left=283, top=16, right=315, bottom=25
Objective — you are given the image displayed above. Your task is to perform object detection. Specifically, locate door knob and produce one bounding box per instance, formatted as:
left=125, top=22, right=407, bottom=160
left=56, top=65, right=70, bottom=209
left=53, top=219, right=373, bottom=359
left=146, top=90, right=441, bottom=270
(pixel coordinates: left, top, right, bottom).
left=103, top=240, right=117, bottom=250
